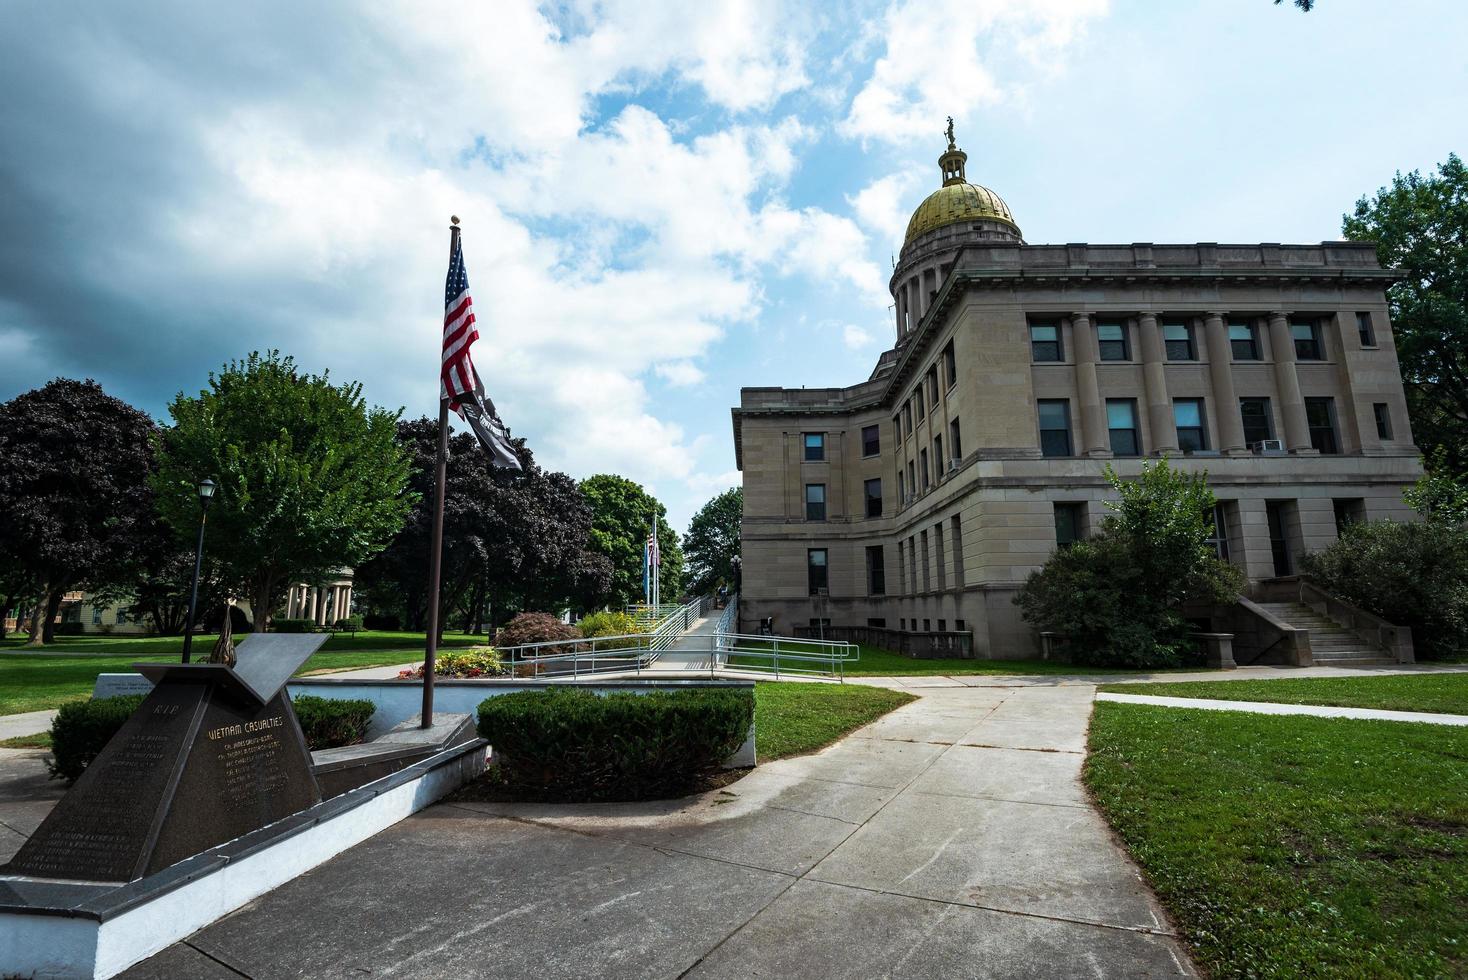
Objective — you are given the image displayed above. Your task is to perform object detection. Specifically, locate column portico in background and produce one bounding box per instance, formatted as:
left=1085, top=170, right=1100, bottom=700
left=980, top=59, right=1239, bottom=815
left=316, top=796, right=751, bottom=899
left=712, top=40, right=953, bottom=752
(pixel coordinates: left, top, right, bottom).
left=1137, top=312, right=1177, bottom=454
left=1071, top=312, right=1109, bottom=456
left=1202, top=312, right=1248, bottom=453
left=1268, top=311, right=1314, bottom=452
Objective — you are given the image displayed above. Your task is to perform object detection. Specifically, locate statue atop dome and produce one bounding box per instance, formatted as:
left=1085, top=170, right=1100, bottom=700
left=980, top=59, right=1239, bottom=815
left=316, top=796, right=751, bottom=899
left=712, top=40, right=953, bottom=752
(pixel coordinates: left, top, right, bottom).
left=945, top=115, right=955, bottom=151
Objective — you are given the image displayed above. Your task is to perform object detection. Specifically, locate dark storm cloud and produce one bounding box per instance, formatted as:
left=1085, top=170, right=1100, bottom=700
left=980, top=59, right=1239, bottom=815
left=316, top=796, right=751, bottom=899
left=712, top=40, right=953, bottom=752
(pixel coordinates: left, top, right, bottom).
left=0, top=3, right=386, bottom=416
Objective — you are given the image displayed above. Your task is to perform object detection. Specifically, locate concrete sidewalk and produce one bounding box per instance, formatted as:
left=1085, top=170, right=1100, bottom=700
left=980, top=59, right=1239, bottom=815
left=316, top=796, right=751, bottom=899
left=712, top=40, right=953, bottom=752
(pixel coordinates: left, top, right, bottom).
left=0, top=709, right=57, bottom=741
left=120, top=680, right=1196, bottom=979
left=1098, top=691, right=1468, bottom=725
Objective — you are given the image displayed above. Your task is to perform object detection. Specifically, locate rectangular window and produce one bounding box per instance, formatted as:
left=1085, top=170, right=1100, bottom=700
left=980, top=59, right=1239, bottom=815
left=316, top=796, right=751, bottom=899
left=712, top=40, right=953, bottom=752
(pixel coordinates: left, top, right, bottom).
left=807, top=549, right=828, bottom=595
left=949, top=418, right=962, bottom=461
left=897, top=541, right=906, bottom=594
left=1333, top=498, right=1366, bottom=535
left=933, top=436, right=943, bottom=479
left=902, top=402, right=912, bottom=433
left=920, top=530, right=930, bottom=592
left=923, top=618, right=931, bottom=632
left=934, top=522, right=946, bottom=590
left=868, top=618, right=887, bottom=628
left=937, top=619, right=947, bottom=632
left=1106, top=399, right=1141, bottom=456
left=942, top=340, right=957, bottom=390
left=1229, top=322, right=1259, bottom=361
left=908, top=536, right=917, bottom=594
left=907, top=461, right=915, bottom=500
left=115, top=608, right=127, bottom=625
left=1373, top=403, right=1393, bottom=440
left=950, top=515, right=964, bottom=589
left=1174, top=398, right=1207, bottom=452
left=1097, top=322, right=1129, bottom=361
left=919, top=449, right=930, bottom=490
left=892, top=414, right=902, bottom=444
left=1038, top=400, right=1073, bottom=457
left=1240, top=397, right=1274, bottom=446
left=805, top=483, right=826, bottom=521
left=1305, top=397, right=1339, bottom=454
left=897, top=471, right=906, bottom=505
left=927, top=367, right=939, bottom=407
left=866, top=545, right=886, bottom=595
left=1206, top=503, right=1230, bottom=562
left=1357, top=311, right=1377, bottom=347
left=1266, top=501, right=1293, bottom=576
left=915, top=385, right=925, bottom=421
left=803, top=432, right=824, bottom=461
left=955, top=618, right=966, bottom=632
left=91, top=606, right=102, bottom=626
left=1054, top=502, right=1085, bottom=548
left=1163, top=322, right=1194, bottom=361
left=861, top=424, right=880, bottom=457
left=864, top=478, right=882, bottom=518
left=1030, top=323, right=1062, bottom=362
left=1292, top=319, right=1323, bottom=360
left=899, top=617, right=906, bottom=631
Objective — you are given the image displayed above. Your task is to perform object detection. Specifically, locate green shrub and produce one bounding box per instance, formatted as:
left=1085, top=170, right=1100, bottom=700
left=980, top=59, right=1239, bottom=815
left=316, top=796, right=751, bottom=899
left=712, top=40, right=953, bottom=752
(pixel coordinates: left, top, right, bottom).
left=574, top=611, right=647, bottom=649
left=48, top=695, right=145, bottom=782
left=273, top=618, right=316, bottom=634
left=495, top=612, right=581, bottom=651
left=1015, top=459, right=1244, bottom=669
left=1304, top=518, right=1468, bottom=660
left=291, top=695, right=376, bottom=750
left=333, top=615, right=364, bottom=633
left=477, top=687, right=753, bottom=801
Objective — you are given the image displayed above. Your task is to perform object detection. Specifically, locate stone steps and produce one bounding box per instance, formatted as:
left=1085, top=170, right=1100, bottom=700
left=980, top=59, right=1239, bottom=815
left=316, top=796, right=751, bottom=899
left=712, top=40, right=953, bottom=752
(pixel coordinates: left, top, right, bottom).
left=1255, top=601, right=1396, bottom=665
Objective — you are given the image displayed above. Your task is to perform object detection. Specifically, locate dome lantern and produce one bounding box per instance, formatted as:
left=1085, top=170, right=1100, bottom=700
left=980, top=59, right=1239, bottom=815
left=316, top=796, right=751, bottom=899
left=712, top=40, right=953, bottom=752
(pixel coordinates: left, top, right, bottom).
left=902, top=117, right=1021, bottom=247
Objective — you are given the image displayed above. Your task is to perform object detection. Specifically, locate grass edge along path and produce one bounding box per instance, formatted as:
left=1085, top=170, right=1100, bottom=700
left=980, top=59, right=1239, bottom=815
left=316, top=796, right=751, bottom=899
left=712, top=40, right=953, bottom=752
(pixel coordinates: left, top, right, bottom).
left=754, top=681, right=915, bottom=761
left=1085, top=701, right=1468, bottom=978
left=1100, top=671, right=1468, bottom=716
left=0, top=631, right=473, bottom=716
left=733, top=642, right=1128, bottom=677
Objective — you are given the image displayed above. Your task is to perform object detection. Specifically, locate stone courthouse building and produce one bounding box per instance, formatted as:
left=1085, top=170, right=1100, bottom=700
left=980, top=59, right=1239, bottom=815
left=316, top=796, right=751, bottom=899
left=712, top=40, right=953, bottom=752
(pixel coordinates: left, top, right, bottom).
left=732, top=130, right=1421, bottom=658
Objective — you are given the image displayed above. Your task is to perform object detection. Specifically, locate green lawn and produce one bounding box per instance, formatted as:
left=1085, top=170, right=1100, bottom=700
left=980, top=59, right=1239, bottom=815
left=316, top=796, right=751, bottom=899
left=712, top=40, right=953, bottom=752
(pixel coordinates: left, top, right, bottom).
left=1101, top=672, right=1468, bottom=716
left=732, top=641, right=1123, bottom=677
left=754, top=681, right=915, bottom=760
left=1086, top=701, right=1468, bottom=978
left=0, top=630, right=479, bottom=716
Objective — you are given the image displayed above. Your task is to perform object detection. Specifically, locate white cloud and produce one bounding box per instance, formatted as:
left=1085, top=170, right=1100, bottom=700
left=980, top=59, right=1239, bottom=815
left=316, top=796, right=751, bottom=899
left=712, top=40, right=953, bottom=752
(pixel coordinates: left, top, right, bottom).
left=655, top=361, right=707, bottom=386
left=842, top=324, right=876, bottom=350
left=843, top=0, right=1108, bottom=143
left=849, top=171, right=924, bottom=246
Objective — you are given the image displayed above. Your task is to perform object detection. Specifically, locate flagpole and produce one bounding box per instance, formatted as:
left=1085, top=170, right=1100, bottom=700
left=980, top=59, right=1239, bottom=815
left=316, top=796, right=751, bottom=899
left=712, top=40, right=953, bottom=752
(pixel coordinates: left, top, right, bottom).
left=422, top=217, right=459, bottom=729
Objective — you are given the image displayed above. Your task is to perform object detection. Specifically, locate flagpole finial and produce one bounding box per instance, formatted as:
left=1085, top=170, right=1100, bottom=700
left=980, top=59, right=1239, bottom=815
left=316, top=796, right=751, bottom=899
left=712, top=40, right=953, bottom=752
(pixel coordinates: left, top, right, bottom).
left=450, top=215, right=460, bottom=226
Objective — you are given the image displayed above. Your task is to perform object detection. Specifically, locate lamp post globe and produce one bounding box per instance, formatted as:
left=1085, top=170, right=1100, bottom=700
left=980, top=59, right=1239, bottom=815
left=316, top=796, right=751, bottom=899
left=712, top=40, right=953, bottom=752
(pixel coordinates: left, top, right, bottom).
left=181, top=478, right=216, bottom=664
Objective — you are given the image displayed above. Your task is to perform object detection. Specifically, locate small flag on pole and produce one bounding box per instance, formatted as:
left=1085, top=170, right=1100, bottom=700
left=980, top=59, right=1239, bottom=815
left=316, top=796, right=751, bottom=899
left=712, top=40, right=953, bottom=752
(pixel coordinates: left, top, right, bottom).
left=443, top=230, right=521, bottom=471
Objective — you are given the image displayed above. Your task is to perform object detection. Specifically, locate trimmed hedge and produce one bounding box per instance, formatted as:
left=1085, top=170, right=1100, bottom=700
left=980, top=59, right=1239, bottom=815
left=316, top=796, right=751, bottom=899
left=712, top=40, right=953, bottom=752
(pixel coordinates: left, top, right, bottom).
left=272, top=618, right=317, bottom=633
left=47, top=693, right=376, bottom=782
left=292, top=695, right=376, bottom=750
left=495, top=612, right=580, bottom=651
left=48, top=695, right=145, bottom=782
left=477, top=687, right=753, bottom=801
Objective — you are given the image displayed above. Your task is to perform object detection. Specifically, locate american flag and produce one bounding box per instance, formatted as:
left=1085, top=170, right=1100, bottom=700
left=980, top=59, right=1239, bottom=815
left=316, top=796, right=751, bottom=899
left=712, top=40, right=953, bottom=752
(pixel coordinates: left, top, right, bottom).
left=647, top=527, right=661, bottom=567
left=442, top=231, right=522, bottom=471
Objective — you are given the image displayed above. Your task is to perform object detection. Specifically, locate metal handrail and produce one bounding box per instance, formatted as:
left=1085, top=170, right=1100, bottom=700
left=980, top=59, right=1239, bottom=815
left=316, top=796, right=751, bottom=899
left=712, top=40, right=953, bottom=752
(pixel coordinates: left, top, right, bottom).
left=709, top=631, right=856, bottom=682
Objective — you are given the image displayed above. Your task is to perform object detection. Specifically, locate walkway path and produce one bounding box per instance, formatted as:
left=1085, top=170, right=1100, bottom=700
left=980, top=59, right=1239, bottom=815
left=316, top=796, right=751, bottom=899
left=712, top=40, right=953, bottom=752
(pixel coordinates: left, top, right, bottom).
left=0, top=709, right=57, bottom=741
left=1098, top=691, right=1468, bottom=726
left=119, top=678, right=1196, bottom=978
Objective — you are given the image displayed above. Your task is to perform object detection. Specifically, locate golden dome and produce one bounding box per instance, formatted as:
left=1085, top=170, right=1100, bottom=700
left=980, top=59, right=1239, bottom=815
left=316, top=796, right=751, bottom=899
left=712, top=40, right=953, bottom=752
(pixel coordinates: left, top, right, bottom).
left=904, top=180, right=1019, bottom=244
left=903, top=118, right=1020, bottom=245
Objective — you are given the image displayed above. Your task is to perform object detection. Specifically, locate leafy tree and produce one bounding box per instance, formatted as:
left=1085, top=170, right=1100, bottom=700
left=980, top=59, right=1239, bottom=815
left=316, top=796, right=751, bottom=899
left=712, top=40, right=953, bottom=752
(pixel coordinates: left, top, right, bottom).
left=354, top=418, right=611, bottom=633
left=1304, top=466, right=1468, bottom=659
left=1343, top=154, right=1468, bottom=474
left=1016, top=460, right=1244, bottom=668
left=0, top=379, right=157, bottom=644
left=153, top=352, right=413, bottom=631
left=580, top=474, right=685, bottom=607
left=1275, top=0, right=1314, bottom=9
left=682, top=487, right=742, bottom=594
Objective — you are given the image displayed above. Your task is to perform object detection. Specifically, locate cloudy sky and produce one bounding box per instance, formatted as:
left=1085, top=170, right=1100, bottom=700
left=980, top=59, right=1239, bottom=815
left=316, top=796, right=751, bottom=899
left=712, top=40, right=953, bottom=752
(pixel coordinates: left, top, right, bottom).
left=2, top=1, right=1464, bottom=531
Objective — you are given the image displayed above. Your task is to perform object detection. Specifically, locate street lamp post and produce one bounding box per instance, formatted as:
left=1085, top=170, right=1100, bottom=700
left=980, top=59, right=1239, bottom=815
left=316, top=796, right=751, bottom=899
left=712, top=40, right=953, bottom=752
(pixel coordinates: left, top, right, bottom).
left=180, top=478, right=217, bottom=664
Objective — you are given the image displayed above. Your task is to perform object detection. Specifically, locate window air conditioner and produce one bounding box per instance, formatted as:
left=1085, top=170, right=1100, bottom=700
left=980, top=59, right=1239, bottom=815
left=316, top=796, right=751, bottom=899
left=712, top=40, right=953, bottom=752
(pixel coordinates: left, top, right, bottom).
left=1252, top=439, right=1285, bottom=453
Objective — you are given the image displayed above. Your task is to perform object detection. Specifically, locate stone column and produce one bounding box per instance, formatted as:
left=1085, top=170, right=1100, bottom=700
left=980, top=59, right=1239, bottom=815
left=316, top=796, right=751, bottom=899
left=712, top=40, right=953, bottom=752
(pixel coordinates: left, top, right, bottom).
left=342, top=586, right=353, bottom=618
left=1071, top=312, right=1109, bottom=456
left=1202, top=312, right=1248, bottom=453
left=1137, top=313, right=1177, bottom=454
left=285, top=588, right=296, bottom=619
left=1267, top=312, right=1313, bottom=452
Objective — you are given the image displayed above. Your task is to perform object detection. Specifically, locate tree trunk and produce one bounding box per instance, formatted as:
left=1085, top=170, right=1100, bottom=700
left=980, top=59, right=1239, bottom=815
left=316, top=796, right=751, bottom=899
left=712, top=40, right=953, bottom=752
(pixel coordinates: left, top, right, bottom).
left=0, top=594, right=10, bottom=641
left=25, top=590, right=46, bottom=646
left=251, top=574, right=280, bottom=633
left=39, top=588, right=63, bottom=644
